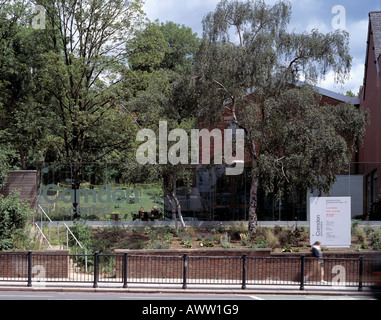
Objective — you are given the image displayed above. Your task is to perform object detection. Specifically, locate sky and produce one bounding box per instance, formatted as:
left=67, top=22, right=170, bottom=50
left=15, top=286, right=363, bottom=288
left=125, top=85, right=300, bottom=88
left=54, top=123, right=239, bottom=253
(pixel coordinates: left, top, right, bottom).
left=142, top=0, right=381, bottom=96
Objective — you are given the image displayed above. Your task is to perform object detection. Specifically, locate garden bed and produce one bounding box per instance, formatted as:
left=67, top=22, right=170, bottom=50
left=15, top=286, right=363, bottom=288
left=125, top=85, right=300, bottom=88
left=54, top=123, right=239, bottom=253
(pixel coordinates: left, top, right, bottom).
left=70, top=221, right=381, bottom=255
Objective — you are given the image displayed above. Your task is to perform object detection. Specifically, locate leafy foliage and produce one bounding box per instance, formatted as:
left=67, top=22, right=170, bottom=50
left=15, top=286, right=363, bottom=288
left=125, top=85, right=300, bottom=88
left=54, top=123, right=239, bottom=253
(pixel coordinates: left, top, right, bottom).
left=193, top=0, right=368, bottom=232
left=0, top=191, right=34, bottom=250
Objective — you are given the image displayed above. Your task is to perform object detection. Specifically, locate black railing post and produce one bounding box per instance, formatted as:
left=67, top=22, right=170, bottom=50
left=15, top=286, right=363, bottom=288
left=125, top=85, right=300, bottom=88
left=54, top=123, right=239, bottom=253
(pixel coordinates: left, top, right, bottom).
left=93, top=252, right=99, bottom=289
left=182, top=254, right=188, bottom=289
left=242, top=254, right=247, bottom=290
left=123, top=253, right=128, bottom=289
left=358, top=256, right=364, bottom=292
left=300, top=255, right=305, bottom=291
left=27, top=251, right=32, bottom=287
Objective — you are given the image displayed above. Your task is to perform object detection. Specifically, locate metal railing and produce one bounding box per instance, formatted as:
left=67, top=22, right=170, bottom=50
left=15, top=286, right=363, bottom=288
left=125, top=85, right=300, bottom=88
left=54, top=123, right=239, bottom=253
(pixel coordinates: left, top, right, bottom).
left=34, top=223, right=53, bottom=249
left=36, top=204, right=87, bottom=263
left=0, top=252, right=378, bottom=291
left=33, top=205, right=89, bottom=276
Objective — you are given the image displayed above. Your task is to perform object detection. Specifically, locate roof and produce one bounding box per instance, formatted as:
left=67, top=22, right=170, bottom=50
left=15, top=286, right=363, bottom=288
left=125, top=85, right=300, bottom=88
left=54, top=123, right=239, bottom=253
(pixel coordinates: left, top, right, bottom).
left=370, top=12, right=381, bottom=62
left=246, top=82, right=359, bottom=105
left=362, top=12, right=381, bottom=100
left=311, top=85, right=360, bottom=105
left=295, top=81, right=360, bottom=105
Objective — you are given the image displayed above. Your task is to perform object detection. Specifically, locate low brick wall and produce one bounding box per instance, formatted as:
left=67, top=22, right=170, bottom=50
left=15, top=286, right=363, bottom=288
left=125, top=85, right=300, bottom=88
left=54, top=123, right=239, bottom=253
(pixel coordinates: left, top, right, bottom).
left=0, top=171, right=37, bottom=208
left=0, top=250, right=70, bottom=279
left=114, top=249, right=379, bottom=283
left=114, top=249, right=270, bottom=281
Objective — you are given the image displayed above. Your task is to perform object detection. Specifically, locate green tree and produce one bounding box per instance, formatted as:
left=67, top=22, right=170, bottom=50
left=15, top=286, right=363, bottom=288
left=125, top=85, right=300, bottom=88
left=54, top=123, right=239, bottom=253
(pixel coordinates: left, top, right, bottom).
left=193, top=0, right=368, bottom=232
left=0, top=144, right=19, bottom=187
left=157, top=21, right=200, bottom=73
left=0, top=24, right=56, bottom=169
left=0, top=1, right=29, bottom=110
left=345, top=90, right=358, bottom=97
left=126, top=21, right=171, bottom=72
left=0, top=1, right=50, bottom=170
left=122, top=21, right=200, bottom=228
left=26, top=0, right=145, bottom=216
left=34, top=0, right=144, bottom=163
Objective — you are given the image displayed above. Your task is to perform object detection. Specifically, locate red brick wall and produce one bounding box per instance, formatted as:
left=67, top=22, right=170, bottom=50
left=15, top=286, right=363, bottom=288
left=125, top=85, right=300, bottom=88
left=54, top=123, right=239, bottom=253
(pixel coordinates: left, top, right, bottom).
left=0, top=171, right=37, bottom=209
left=359, top=27, right=381, bottom=164
left=358, top=25, right=381, bottom=214
left=0, top=251, right=70, bottom=279
left=114, top=249, right=378, bottom=283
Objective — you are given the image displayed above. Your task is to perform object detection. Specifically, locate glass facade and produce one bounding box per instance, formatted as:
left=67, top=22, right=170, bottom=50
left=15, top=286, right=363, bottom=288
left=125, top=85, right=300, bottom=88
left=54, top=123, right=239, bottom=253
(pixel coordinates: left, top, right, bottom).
left=168, top=166, right=307, bottom=222
left=168, top=163, right=381, bottom=222
left=37, top=162, right=381, bottom=222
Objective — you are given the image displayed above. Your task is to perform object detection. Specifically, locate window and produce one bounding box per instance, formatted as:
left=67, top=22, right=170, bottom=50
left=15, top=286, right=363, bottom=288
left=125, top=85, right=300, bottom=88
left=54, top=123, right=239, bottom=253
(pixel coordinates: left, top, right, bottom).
left=372, top=170, right=378, bottom=204
left=366, top=174, right=371, bottom=214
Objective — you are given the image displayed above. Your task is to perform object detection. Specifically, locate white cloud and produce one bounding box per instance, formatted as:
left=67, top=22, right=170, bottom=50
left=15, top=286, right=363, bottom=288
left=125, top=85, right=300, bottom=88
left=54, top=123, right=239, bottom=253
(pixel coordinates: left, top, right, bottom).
left=317, top=61, right=365, bottom=96
left=141, top=0, right=371, bottom=94
left=347, top=19, right=369, bottom=59
left=143, top=0, right=220, bottom=34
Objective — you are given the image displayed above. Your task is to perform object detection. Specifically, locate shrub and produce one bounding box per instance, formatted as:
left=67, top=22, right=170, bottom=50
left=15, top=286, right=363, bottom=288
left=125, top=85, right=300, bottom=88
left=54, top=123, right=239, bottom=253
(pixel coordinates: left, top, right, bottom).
left=187, top=227, right=197, bottom=238
left=200, top=241, right=214, bottom=247
left=353, top=226, right=366, bottom=243
left=230, top=221, right=248, bottom=240
left=282, top=245, right=293, bottom=252
left=364, top=225, right=374, bottom=235
left=181, top=239, right=192, bottom=248
left=263, top=228, right=279, bottom=249
left=221, top=241, right=232, bottom=248
left=239, top=233, right=252, bottom=246
left=151, top=241, right=170, bottom=250
left=351, top=220, right=360, bottom=235
left=278, top=229, right=292, bottom=246
left=0, top=191, right=34, bottom=250
left=250, top=239, right=268, bottom=249
left=370, top=229, right=381, bottom=248
left=69, top=221, right=92, bottom=249
left=219, top=232, right=231, bottom=248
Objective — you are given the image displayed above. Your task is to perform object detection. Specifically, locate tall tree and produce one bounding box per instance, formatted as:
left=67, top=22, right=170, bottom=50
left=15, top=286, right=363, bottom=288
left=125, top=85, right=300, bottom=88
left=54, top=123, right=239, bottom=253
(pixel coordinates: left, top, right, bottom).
left=123, top=21, right=200, bottom=228
left=193, top=0, right=368, bottom=232
left=29, top=0, right=145, bottom=217
left=0, top=1, right=36, bottom=170
left=0, top=24, right=55, bottom=169
left=35, top=0, right=144, bottom=163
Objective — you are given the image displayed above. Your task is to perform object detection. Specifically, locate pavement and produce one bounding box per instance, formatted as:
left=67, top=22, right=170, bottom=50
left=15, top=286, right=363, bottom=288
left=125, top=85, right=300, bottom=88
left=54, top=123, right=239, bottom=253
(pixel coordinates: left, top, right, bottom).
left=0, top=280, right=373, bottom=297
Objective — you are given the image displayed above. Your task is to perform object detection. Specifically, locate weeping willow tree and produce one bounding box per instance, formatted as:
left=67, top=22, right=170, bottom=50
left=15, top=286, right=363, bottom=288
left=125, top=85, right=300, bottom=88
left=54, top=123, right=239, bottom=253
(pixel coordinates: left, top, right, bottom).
left=193, top=0, right=368, bottom=232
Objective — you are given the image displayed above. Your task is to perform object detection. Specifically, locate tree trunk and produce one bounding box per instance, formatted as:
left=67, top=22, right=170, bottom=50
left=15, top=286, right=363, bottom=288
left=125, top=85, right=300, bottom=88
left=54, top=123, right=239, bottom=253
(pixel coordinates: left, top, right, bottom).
left=171, top=190, right=186, bottom=229
left=71, top=162, right=81, bottom=220
left=248, top=173, right=259, bottom=234
left=165, top=191, right=178, bottom=230
left=19, top=147, right=26, bottom=170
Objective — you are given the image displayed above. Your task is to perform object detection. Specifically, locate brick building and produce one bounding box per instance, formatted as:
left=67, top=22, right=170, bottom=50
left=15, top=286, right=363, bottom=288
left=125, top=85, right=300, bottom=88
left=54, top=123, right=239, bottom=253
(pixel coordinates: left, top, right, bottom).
left=358, top=11, right=381, bottom=218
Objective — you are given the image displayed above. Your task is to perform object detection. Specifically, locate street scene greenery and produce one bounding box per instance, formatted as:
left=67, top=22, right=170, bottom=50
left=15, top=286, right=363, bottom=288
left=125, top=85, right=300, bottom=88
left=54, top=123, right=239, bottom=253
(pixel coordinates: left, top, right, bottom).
left=0, top=191, right=39, bottom=250
left=45, top=221, right=381, bottom=254
left=0, top=0, right=374, bottom=252
left=1, top=187, right=381, bottom=253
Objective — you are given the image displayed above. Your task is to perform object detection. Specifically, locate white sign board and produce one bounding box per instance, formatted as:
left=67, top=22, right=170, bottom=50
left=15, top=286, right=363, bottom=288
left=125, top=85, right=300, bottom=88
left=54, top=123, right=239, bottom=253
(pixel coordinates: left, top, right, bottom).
left=310, top=197, right=351, bottom=248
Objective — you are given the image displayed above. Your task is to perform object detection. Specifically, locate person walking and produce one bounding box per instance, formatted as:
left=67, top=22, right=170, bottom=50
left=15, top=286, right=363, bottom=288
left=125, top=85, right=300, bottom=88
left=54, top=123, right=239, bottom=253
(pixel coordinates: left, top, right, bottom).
left=305, top=241, right=326, bottom=284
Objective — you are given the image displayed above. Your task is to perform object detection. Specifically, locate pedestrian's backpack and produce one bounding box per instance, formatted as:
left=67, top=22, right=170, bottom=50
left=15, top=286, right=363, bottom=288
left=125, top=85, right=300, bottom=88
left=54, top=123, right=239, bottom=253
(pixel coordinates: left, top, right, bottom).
left=312, top=246, right=319, bottom=258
